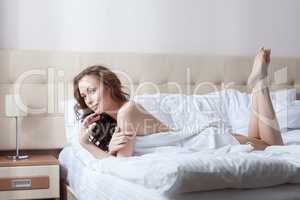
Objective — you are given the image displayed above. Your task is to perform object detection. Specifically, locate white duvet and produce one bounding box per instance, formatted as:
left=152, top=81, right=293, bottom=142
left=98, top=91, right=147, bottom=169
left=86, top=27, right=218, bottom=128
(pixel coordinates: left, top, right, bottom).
left=60, top=90, right=300, bottom=199
left=65, top=129, right=300, bottom=197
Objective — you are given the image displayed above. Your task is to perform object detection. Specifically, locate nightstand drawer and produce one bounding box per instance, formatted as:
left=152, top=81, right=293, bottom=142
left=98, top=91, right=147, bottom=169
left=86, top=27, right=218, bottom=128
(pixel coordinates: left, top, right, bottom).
left=0, top=165, right=59, bottom=199
left=0, top=176, right=49, bottom=191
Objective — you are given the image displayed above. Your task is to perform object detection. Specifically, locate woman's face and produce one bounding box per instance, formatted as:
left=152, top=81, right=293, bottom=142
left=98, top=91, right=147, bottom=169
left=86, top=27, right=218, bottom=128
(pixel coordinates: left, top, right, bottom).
left=78, top=75, right=113, bottom=114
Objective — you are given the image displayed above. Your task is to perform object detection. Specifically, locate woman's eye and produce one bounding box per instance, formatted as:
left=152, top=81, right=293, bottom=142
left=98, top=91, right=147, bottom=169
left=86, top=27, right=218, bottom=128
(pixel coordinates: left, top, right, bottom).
left=88, top=88, right=97, bottom=94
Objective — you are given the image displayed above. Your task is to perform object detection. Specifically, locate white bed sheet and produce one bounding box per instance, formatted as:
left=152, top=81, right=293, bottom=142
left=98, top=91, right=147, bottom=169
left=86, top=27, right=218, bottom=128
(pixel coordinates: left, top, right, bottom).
left=59, top=145, right=165, bottom=200
left=59, top=129, right=300, bottom=200
left=59, top=144, right=300, bottom=200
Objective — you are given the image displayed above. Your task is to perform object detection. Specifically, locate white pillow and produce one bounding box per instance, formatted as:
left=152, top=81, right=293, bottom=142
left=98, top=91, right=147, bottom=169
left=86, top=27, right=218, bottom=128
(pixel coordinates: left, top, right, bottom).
left=63, top=99, right=80, bottom=144
left=63, top=99, right=78, bottom=125
left=222, top=89, right=251, bottom=134
left=225, top=88, right=297, bottom=134
left=155, top=94, right=186, bottom=129
left=188, top=92, right=231, bottom=133
left=157, top=92, right=230, bottom=132
left=277, top=100, right=300, bottom=130
left=271, top=88, right=297, bottom=108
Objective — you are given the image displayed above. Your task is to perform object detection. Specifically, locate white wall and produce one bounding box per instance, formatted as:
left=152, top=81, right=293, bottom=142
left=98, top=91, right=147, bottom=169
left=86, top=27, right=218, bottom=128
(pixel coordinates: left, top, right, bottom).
left=0, top=0, right=299, bottom=56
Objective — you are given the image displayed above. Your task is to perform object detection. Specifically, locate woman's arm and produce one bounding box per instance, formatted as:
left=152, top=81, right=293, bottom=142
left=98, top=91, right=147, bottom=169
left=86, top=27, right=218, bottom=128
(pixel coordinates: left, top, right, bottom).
left=107, top=127, right=134, bottom=157
left=79, top=113, right=113, bottom=159
left=115, top=124, right=136, bottom=157
left=116, top=103, right=137, bottom=157
left=80, top=137, right=110, bottom=159
left=79, top=121, right=111, bottom=159
left=80, top=126, right=134, bottom=159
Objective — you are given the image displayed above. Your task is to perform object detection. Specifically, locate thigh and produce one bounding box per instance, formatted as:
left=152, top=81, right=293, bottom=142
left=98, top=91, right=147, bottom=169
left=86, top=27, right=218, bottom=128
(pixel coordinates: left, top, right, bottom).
left=232, top=133, right=269, bottom=150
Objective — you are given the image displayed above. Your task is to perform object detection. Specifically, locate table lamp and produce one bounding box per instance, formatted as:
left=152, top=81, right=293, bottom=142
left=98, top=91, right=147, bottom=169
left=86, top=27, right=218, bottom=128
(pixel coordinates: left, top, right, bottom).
left=5, top=94, right=29, bottom=160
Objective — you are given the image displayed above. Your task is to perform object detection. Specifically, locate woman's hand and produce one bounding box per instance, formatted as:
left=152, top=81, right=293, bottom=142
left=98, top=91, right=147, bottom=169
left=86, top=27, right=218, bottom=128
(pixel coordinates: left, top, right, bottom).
left=108, top=127, right=135, bottom=156
left=79, top=113, right=101, bottom=144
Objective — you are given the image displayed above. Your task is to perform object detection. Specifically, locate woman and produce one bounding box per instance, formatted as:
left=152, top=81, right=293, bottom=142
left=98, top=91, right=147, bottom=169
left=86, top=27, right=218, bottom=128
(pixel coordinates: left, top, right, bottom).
left=73, top=47, right=283, bottom=159
left=73, top=65, right=171, bottom=158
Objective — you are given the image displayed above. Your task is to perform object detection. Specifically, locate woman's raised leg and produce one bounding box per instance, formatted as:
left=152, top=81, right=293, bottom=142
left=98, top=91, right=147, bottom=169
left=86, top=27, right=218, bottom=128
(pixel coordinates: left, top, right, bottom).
left=251, top=81, right=283, bottom=145
left=232, top=47, right=283, bottom=149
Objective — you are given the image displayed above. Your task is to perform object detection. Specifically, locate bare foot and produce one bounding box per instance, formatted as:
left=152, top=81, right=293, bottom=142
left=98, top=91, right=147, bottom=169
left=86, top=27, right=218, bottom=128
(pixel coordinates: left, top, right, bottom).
left=247, top=47, right=271, bottom=89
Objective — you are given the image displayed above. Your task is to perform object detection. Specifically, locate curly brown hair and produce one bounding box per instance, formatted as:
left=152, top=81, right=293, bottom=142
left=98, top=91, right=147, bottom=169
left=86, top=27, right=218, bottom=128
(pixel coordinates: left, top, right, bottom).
left=73, top=65, right=129, bottom=119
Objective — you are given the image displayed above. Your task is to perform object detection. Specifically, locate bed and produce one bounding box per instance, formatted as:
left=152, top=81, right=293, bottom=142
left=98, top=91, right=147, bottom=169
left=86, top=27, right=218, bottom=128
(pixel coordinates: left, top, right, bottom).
left=1, top=50, right=300, bottom=199
left=59, top=127, right=300, bottom=200
left=57, top=53, right=300, bottom=200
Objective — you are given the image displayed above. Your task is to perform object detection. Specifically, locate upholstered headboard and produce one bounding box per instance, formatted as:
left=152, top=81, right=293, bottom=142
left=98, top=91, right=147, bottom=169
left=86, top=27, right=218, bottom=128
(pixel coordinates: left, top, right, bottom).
left=0, top=49, right=299, bottom=150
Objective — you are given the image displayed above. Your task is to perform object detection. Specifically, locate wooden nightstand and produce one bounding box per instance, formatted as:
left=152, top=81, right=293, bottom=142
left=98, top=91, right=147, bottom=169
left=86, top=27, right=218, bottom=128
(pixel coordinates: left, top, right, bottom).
left=0, top=154, right=60, bottom=200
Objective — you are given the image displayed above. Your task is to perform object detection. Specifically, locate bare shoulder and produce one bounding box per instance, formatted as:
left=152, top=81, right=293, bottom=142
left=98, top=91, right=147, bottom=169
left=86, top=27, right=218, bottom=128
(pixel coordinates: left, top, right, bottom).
left=117, top=101, right=170, bottom=135
left=117, top=101, right=145, bottom=120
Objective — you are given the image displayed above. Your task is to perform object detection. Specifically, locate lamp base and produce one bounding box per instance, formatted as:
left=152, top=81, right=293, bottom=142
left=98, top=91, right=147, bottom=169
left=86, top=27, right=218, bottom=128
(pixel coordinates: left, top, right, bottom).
left=7, top=154, right=29, bottom=160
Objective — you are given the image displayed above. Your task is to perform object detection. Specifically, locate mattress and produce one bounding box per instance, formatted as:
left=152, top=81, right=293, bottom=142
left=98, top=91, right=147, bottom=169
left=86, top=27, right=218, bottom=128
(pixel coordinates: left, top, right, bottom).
left=59, top=129, right=300, bottom=200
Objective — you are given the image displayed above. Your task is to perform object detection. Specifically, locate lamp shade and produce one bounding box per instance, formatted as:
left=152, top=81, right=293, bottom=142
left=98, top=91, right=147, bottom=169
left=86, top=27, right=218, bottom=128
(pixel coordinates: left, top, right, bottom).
left=5, top=95, right=27, bottom=117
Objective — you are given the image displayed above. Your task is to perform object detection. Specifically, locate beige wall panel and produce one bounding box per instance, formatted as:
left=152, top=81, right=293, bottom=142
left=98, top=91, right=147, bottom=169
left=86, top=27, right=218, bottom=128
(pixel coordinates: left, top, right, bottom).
left=0, top=84, right=11, bottom=117
left=133, top=83, right=165, bottom=95
left=167, top=55, right=200, bottom=84
left=0, top=116, right=66, bottom=150
left=130, top=54, right=169, bottom=83
left=295, top=59, right=300, bottom=84
left=191, top=56, right=225, bottom=84
left=296, top=60, right=300, bottom=99
left=0, top=50, right=11, bottom=83
left=111, top=53, right=145, bottom=84
left=0, top=83, right=66, bottom=116
left=0, top=117, right=16, bottom=149
left=79, top=53, right=113, bottom=69
left=9, top=50, right=80, bottom=83
left=223, top=56, right=252, bottom=85
left=111, top=53, right=165, bottom=84
left=168, top=55, right=225, bottom=84
left=269, top=58, right=297, bottom=85
left=188, top=84, right=223, bottom=95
